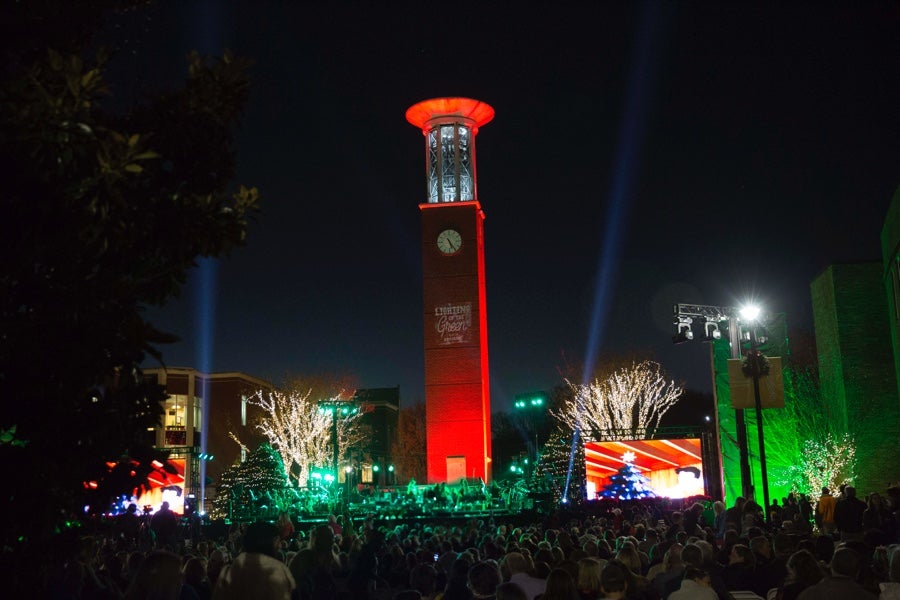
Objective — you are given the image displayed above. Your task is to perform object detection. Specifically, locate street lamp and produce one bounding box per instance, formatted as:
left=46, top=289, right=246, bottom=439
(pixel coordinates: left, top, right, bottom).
left=740, top=305, right=771, bottom=521
left=672, top=303, right=751, bottom=502
left=513, top=392, right=548, bottom=468
left=316, top=397, right=360, bottom=501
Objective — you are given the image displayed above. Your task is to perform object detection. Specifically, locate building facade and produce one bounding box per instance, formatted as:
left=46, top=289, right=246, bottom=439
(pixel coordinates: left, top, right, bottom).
left=810, top=187, right=900, bottom=494
left=143, top=367, right=273, bottom=512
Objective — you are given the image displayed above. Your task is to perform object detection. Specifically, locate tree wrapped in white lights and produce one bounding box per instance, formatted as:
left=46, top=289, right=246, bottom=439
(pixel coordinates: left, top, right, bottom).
left=236, top=389, right=364, bottom=487
left=786, top=432, right=857, bottom=500
left=553, top=361, right=683, bottom=440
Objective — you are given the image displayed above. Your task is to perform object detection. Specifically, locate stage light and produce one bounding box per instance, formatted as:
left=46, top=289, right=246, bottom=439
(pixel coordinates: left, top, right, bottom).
left=699, top=319, right=722, bottom=342
left=672, top=317, right=693, bottom=344
left=373, top=464, right=380, bottom=472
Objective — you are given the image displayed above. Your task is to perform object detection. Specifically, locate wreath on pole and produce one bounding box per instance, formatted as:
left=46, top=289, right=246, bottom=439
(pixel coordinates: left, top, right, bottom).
left=741, top=350, right=770, bottom=378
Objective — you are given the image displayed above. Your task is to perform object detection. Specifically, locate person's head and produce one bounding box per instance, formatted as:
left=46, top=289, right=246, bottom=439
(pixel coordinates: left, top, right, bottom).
left=576, top=557, right=603, bottom=594
left=544, top=567, right=579, bottom=599
left=749, top=535, right=771, bottom=559
left=663, top=544, right=683, bottom=570
left=242, top=521, right=280, bottom=557
left=786, top=550, right=824, bottom=587
left=713, top=500, right=726, bottom=516
left=161, top=501, right=170, bottom=511
left=410, top=563, right=437, bottom=596
left=681, top=543, right=703, bottom=568
left=822, top=487, right=830, bottom=496
left=614, top=545, right=641, bottom=575
left=467, top=560, right=502, bottom=598
left=829, top=547, right=862, bottom=578
left=182, top=557, right=207, bottom=586
left=501, top=551, right=529, bottom=577
left=845, top=486, right=857, bottom=499
left=729, top=544, right=755, bottom=568
left=124, top=550, right=182, bottom=600
left=600, top=563, right=627, bottom=595
left=772, top=533, right=795, bottom=558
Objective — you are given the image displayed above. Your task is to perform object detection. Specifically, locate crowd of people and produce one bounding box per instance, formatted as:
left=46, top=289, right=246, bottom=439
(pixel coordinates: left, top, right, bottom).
left=40, top=482, right=900, bottom=600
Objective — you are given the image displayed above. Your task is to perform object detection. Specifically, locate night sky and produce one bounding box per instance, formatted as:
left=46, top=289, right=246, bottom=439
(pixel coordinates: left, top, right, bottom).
left=127, top=2, right=899, bottom=413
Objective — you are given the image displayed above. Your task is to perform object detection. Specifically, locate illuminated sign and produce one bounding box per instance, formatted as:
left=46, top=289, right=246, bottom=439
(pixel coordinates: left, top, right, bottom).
left=434, top=302, right=472, bottom=345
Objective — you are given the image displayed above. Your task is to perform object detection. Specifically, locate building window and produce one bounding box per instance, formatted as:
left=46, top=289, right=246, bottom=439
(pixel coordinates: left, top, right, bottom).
left=193, top=396, right=203, bottom=433
left=165, top=395, right=188, bottom=428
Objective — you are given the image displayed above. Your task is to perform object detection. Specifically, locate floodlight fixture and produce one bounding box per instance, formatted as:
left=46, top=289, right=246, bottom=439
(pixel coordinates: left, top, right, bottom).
left=740, top=304, right=761, bottom=321
left=672, top=317, right=694, bottom=344
left=700, top=320, right=722, bottom=342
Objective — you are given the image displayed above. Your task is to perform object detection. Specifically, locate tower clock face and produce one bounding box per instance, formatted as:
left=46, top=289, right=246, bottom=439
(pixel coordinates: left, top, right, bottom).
left=436, top=229, right=462, bottom=255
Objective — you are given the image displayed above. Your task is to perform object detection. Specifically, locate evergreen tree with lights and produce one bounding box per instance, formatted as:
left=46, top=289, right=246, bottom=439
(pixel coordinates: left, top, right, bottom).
left=211, top=443, right=287, bottom=520
left=600, top=452, right=656, bottom=500
left=532, top=430, right=587, bottom=505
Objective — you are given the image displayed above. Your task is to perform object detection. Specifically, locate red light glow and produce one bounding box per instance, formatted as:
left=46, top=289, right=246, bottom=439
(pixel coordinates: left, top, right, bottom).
left=406, top=97, right=495, bottom=131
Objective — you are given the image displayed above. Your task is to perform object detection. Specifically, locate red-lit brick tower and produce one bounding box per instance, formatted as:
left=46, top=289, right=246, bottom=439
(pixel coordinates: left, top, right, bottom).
left=406, top=98, right=493, bottom=484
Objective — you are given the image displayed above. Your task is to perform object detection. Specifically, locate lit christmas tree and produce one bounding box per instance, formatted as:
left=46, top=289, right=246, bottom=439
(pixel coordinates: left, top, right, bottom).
left=599, top=452, right=656, bottom=500
left=211, top=443, right=287, bottom=520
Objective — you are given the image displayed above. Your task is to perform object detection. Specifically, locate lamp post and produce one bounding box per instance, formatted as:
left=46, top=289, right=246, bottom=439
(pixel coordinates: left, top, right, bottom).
left=513, top=392, right=548, bottom=471
left=673, top=303, right=751, bottom=502
left=740, top=306, right=771, bottom=521
left=317, top=398, right=359, bottom=503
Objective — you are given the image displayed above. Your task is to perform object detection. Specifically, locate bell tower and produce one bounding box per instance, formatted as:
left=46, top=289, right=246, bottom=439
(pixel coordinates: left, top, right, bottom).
left=406, top=97, right=494, bottom=484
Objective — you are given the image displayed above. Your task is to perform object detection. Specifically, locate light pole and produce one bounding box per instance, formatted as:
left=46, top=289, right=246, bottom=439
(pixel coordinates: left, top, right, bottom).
left=514, top=392, right=548, bottom=472
left=317, top=398, right=359, bottom=504
left=740, top=305, right=771, bottom=521
left=673, top=303, right=750, bottom=502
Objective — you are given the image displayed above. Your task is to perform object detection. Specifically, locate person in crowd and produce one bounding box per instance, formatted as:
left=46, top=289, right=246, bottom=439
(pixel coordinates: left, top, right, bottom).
left=440, top=557, right=474, bottom=600
left=834, top=485, right=867, bottom=541
left=501, top=551, right=546, bottom=600
left=541, top=567, right=581, bottom=600
left=183, top=556, right=212, bottom=600
left=576, top=557, right=604, bottom=600
left=468, top=560, right=502, bottom=600
left=796, top=546, right=876, bottom=599
left=863, top=492, right=889, bottom=531
left=649, top=543, right=683, bottom=595
left=125, top=549, right=191, bottom=600
left=668, top=566, right=717, bottom=600
left=724, top=498, right=745, bottom=535
left=150, top=501, right=180, bottom=550
left=712, top=501, right=727, bottom=542
left=722, top=544, right=755, bottom=592
left=749, top=535, right=783, bottom=597
left=213, top=521, right=295, bottom=599
left=599, top=563, right=628, bottom=600
left=879, top=544, right=900, bottom=600
left=772, top=549, right=824, bottom=600
left=814, top=488, right=836, bottom=535
left=117, top=503, right=143, bottom=548
left=275, top=511, right=294, bottom=543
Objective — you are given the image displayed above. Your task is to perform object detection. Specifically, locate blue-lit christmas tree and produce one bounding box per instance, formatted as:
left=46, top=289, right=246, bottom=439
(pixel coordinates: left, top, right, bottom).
left=599, top=452, right=656, bottom=500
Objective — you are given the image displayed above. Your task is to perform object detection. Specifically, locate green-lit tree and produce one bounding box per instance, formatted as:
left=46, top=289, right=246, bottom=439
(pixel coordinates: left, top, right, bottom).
left=0, top=0, right=259, bottom=566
